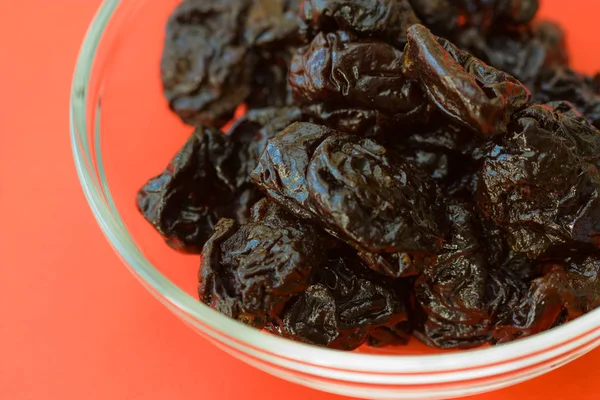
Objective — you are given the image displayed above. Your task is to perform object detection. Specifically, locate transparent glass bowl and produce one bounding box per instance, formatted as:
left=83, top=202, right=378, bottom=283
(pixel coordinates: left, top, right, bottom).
left=70, top=0, right=600, bottom=398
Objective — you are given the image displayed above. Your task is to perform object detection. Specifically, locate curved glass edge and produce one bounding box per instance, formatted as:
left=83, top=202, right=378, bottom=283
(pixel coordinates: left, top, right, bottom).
left=69, top=0, right=600, bottom=377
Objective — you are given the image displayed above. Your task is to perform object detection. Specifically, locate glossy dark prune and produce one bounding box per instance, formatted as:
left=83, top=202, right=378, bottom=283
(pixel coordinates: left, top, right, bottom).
left=299, top=0, right=420, bottom=47
left=251, top=122, right=335, bottom=220
left=413, top=202, right=491, bottom=348
left=307, top=134, right=447, bottom=255
left=477, top=104, right=600, bottom=258
left=494, top=256, right=600, bottom=343
left=274, top=250, right=408, bottom=350
left=161, top=0, right=255, bottom=127
left=403, top=24, right=531, bottom=136
left=531, top=66, right=600, bottom=130
left=290, top=31, right=427, bottom=119
left=198, top=199, right=328, bottom=328
left=136, top=126, right=258, bottom=253
left=413, top=202, right=524, bottom=348
left=252, top=122, right=447, bottom=277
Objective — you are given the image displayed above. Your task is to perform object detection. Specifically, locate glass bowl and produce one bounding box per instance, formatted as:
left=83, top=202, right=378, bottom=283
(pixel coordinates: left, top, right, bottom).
left=70, top=0, right=600, bottom=398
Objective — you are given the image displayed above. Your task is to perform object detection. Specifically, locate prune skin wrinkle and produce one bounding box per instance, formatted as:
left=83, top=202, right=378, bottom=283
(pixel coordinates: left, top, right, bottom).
left=272, top=249, right=409, bottom=350
left=198, top=200, right=328, bottom=328
left=476, top=104, right=600, bottom=258
left=403, top=24, right=530, bottom=137
left=289, top=31, right=426, bottom=119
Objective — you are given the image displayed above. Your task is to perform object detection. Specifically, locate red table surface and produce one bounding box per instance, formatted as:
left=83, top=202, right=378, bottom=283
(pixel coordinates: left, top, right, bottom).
left=2, top=1, right=600, bottom=399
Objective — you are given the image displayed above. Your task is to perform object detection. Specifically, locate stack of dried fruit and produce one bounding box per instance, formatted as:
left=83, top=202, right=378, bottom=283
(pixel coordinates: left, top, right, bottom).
left=136, top=0, right=600, bottom=350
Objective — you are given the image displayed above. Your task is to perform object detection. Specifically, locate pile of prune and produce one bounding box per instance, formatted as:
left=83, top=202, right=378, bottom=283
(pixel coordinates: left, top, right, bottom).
left=137, top=0, right=600, bottom=350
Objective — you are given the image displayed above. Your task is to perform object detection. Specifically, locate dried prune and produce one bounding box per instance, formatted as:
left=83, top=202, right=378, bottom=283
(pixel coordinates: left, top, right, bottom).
left=290, top=31, right=426, bottom=119
left=531, top=66, right=600, bottom=130
left=307, top=134, right=447, bottom=254
left=161, top=0, right=255, bottom=127
left=403, top=24, right=531, bottom=136
left=198, top=199, right=328, bottom=328
left=477, top=104, right=600, bottom=258
left=274, top=249, right=408, bottom=349
left=252, top=122, right=447, bottom=277
left=413, top=201, right=524, bottom=348
left=299, top=0, right=419, bottom=47
left=137, top=126, right=256, bottom=253
left=251, top=122, right=335, bottom=220
left=413, top=201, right=491, bottom=348
left=494, top=256, right=600, bottom=343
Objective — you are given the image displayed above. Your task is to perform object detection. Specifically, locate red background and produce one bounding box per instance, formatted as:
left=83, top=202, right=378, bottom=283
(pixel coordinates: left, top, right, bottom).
left=1, top=1, right=600, bottom=399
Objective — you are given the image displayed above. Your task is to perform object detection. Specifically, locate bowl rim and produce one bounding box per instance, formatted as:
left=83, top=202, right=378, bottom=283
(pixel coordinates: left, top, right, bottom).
left=70, top=0, right=600, bottom=376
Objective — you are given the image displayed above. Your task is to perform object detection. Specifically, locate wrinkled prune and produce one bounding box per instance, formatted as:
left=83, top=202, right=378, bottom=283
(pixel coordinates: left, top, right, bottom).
left=274, top=249, right=408, bottom=349
left=252, top=122, right=447, bottom=277
left=198, top=199, right=328, bottom=328
left=532, top=66, right=600, bottom=129
left=403, top=24, right=531, bottom=136
left=137, top=126, right=259, bottom=253
left=307, top=134, right=447, bottom=254
left=299, top=0, right=419, bottom=47
left=477, top=104, right=600, bottom=258
left=413, top=202, right=526, bottom=348
left=251, top=122, right=335, bottom=220
left=161, top=0, right=255, bottom=127
left=413, top=201, right=491, bottom=348
left=494, top=256, right=600, bottom=343
left=290, top=31, right=426, bottom=119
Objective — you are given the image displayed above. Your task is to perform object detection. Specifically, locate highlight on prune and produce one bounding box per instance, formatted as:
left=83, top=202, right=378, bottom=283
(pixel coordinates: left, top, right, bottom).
left=139, top=0, right=600, bottom=352
left=403, top=24, right=530, bottom=136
